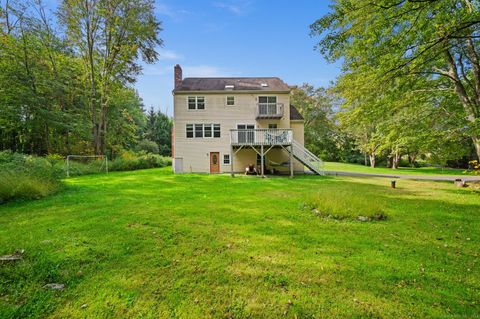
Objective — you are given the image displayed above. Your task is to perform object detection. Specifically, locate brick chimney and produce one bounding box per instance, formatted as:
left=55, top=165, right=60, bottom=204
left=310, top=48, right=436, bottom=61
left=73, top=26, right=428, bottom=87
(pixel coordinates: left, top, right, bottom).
left=174, top=64, right=182, bottom=89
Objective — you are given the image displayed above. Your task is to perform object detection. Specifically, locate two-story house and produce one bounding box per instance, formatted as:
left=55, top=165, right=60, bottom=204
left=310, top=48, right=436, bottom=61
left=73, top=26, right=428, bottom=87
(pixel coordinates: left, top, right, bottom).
left=172, top=65, right=323, bottom=176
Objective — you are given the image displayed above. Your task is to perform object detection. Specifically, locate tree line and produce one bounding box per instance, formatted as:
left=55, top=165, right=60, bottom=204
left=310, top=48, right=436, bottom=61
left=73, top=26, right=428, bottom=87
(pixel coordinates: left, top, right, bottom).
left=0, top=0, right=171, bottom=157
left=301, top=0, right=480, bottom=168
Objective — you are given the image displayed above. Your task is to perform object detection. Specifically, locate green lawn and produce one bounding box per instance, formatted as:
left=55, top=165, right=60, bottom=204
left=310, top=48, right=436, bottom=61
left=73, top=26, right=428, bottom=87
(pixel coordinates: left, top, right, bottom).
left=324, top=161, right=468, bottom=176
left=0, top=168, right=479, bottom=318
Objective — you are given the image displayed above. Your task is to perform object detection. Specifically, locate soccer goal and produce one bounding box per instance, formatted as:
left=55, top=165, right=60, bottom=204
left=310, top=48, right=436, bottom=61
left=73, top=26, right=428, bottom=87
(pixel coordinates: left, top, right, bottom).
left=66, top=155, right=108, bottom=177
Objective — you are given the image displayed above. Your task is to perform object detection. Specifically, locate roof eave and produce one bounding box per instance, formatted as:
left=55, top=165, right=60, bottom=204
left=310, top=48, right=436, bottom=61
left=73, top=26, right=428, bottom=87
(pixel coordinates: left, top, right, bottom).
left=173, top=89, right=291, bottom=95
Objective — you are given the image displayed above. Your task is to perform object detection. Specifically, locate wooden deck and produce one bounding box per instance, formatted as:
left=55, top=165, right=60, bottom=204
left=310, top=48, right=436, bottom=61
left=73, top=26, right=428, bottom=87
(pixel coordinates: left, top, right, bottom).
left=230, top=129, right=292, bottom=146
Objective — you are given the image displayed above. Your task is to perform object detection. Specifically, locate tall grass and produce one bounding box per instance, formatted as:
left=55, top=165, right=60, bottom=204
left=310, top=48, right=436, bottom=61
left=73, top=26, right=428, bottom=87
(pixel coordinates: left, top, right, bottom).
left=108, top=151, right=172, bottom=172
left=0, top=151, right=172, bottom=203
left=0, top=151, right=63, bottom=203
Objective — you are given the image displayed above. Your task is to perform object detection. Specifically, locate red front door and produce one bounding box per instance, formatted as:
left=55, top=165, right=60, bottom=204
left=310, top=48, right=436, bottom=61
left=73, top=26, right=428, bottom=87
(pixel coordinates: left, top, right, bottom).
left=210, top=152, right=220, bottom=174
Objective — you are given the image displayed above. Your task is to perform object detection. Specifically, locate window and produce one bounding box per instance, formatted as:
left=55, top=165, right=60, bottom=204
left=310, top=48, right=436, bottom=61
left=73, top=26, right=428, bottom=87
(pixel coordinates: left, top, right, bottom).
left=188, top=96, right=205, bottom=110
left=197, top=97, right=205, bottom=109
left=226, top=96, right=235, bottom=106
left=186, top=124, right=193, bottom=138
left=268, top=124, right=277, bottom=129
left=213, top=124, right=221, bottom=138
left=204, top=124, right=212, bottom=137
left=258, top=96, right=277, bottom=104
left=223, top=154, right=230, bottom=165
left=186, top=124, right=220, bottom=138
left=258, top=96, right=277, bottom=115
left=237, top=124, right=254, bottom=144
left=188, top=97, right=196, bottom=110
left=195, top=124, right=203, bottom=138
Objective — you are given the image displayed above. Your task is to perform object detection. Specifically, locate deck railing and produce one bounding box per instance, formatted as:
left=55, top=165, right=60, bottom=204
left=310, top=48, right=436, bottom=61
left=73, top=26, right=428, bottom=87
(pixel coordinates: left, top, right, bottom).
left=230, top=129, right=292, bottom=146
left=256, top=103, right=284, bottom=119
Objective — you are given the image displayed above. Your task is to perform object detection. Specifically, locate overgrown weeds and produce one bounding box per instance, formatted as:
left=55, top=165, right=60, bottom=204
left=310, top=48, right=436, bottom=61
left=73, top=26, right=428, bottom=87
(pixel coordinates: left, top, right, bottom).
left=301, top=190, right=388, bottom=222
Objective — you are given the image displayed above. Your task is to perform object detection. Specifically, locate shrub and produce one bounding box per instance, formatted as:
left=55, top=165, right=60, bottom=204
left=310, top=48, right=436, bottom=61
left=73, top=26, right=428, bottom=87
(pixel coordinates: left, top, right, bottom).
left=0, top=151, right=63, bottom=204
left=109, top=152, right=171, bottom=172
left=135, top=139, right=159, bottom=154
left=466, top=160, right=480, bottom=175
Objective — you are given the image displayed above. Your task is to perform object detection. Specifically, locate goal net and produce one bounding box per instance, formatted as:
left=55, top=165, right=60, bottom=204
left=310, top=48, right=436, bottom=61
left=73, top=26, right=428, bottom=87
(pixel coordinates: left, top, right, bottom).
left=66, top=155, right=108, bottom=177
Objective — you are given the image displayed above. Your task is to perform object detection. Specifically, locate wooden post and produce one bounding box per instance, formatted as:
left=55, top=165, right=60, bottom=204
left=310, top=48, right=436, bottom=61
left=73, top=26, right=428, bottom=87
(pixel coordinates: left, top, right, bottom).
left=289, top=145, right=293, bottom=178
left=230, top=145, right=234, bottom=177
left=261, top=145, right=265, bottom=178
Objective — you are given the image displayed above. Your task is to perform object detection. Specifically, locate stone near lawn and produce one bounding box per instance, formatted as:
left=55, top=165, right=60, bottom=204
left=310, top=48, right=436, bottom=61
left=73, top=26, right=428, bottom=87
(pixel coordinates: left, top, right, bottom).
left=0, top=249, right=24, bottom=261
left=454, top=179, right=466, bottom=187
left=43, top=283, right=65, bottom=290
left=357, top=216, right=369, bottom=222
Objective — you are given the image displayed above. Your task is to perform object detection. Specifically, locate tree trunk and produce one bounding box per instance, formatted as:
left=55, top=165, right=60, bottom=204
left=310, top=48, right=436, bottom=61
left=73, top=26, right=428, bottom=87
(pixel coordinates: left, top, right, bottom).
left=369, top=153, right=376, bottom=168
left=408, top=154, right=417, bottom=167
left=445, top=49, right=480, bottom=160
left=100, top=98, right=108, bottom=155
left=387, top=156, right=393, bottom=168
left=392, top=150, right=401, bottom=169
left=473, top=135, right=480, bottom=160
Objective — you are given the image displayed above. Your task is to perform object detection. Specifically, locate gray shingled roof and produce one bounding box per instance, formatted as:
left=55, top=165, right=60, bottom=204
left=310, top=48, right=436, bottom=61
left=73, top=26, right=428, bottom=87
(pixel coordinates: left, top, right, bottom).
left=174, top=77, right=290, bottom=92
left=290, top=105, right=304, bottom=121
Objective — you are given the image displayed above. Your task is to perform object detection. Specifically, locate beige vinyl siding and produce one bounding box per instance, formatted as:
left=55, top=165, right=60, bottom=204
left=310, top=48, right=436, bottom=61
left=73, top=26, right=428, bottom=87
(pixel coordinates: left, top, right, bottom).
left=173, top=92, right=304, bottom=173
left=290, top=120, right=305, bottom=172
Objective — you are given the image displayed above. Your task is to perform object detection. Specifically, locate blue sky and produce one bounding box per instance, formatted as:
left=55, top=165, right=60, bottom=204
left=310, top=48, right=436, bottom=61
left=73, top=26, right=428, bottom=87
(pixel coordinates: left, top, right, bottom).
left=139, top=0, right=340, bottom=115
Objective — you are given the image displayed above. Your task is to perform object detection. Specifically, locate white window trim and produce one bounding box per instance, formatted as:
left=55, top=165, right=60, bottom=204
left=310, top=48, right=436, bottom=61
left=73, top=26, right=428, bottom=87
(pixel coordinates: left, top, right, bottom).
left=223, top=154, right=231, bottom=165
left=194, top=124, right=204, bottom=138
left=187, top=96, right=206, bottom=110
left=186, top=123, right=221, bottom=138
left=257, top=95, right=277, bottom=102
left=186, top=124, right=193, bottom=138
left=203, top=123, right=213, bottom=139
left=226, top=96, right=235, bottom=106
left=236, top=123, right=256, bottom=129
left=213, top=124, right=221, bottom=138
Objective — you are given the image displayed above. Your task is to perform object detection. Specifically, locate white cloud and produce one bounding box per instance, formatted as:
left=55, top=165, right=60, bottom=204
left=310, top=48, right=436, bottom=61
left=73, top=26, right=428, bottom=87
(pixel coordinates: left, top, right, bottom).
left=213, top=1, right=252, bottom=16
left=158, top=49, right=183, bottom=61
left=155, top=3, right=192, bottom=22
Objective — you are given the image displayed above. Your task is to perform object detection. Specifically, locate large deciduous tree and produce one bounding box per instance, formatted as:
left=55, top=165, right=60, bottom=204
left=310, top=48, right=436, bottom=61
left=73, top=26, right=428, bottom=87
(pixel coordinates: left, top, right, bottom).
left=311, top=0, right=480, bottom=160
left=58, top=0, right=162, bottom=154
left=290, top=84, right=358, bottom=162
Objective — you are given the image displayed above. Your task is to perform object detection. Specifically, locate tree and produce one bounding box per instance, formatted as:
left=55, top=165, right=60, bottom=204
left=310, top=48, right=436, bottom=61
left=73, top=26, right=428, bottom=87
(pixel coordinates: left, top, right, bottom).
left=0, top=0, right=87, bottom=155
left=311, top=0, right=480, bottom=160
left=290, top=84, right=358, bottom=162
left=58, top=0, right=162, bottom=154
left=0, top=0, right=157, bottom=158
left=143, top=107, right=172, bottom=156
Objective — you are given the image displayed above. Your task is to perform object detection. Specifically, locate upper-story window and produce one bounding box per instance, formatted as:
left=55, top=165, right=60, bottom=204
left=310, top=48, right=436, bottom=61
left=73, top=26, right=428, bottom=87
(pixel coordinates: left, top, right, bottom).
left=226, top=96, right=235, bottom=106
left=258, top=96, right=277, bottom=105
left=268, top=124, right=277, bottom=129
left=188, top=96, right=205, bottom=110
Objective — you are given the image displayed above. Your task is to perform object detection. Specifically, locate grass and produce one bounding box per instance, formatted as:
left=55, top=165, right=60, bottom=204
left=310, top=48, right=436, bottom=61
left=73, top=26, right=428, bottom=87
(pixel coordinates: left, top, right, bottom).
left=0, top=172, right=61, bottom=203
left=0, top=168, right=479, bottom=318
left=0, top=151, right=171, bottom=203
left=324, top=161, right=468, bottom=176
